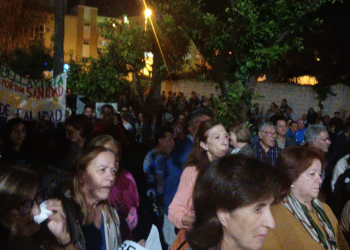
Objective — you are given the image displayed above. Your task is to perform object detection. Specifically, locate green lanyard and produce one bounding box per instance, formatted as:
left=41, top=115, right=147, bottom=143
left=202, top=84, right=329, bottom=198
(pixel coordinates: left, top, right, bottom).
left=301, top=201, right=337, bottom=249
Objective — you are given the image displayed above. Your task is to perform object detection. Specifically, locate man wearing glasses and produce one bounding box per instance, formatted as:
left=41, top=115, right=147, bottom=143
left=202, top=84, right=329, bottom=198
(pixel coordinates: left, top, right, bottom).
left=251, top=121, right=282, bottom=166
left=304, top=125, right=333, bottom=198
left=304, top=124, right=331, bottom=153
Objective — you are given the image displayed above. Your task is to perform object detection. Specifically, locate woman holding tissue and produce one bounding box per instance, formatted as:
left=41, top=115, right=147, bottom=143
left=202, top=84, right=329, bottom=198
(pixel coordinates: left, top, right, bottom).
left=0, top=160, right=73, bottom=250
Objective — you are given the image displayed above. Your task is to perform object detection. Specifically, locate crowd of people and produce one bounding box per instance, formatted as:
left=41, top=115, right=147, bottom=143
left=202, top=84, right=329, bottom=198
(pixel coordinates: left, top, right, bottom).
left=1, top=91, right=350, bottom=250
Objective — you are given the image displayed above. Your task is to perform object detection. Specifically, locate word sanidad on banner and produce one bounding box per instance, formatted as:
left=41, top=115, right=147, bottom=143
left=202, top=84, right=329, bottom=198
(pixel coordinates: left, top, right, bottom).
left=0, top=65, right=67, bottom=122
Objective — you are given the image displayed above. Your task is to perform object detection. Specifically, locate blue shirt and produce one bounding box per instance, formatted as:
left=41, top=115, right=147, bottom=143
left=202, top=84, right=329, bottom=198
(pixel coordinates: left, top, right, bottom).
left=295, top=128, right=306, bottom=145
left=164, top=136, right=193, bottom=215
left=143, top=149, right=168, bottom=196
left=287, top=129, right=296, bottom=139
left=81, top=214, right=106, bottom=250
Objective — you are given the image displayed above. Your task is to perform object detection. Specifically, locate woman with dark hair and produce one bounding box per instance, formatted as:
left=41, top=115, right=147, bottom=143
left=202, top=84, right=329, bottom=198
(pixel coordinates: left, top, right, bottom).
left=65, top=115, right=94, bottom=148
left=0, top=161, right=72, bottom=249
left=261, top=146, right=348, bottom=249
left=168, top=120, right=229, bottom=229
left=2, top=118, right=29, bottom=164
left=55, top=115, right=94, bottom=172
left=187, top=154, right=277, bottom=250
left=229, top=121, right=253, bottom=157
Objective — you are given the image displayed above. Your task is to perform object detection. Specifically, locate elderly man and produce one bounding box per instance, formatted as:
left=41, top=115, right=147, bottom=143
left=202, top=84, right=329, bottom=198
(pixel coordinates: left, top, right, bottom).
left=304, top=124, right=331, bottom=153
left=251, top=121, right=282, bottom=166
left=304, top=125, right=333, bottom=199
left=295, top=118, right=307, bottom=145
left=275, top=118, right=298, bottom=149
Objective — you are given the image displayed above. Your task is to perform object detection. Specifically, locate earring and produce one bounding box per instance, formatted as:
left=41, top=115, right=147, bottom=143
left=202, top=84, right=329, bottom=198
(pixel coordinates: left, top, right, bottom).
left=206, top=148, right=209, bottom=151
left=291, top=184, right=294, bottom=188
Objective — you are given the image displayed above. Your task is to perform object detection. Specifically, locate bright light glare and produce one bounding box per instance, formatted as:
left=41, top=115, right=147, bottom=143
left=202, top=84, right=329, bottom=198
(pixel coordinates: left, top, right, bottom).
left=145, top=9, right=152, bottom=18
left=112, top=23, right=116, bottom=27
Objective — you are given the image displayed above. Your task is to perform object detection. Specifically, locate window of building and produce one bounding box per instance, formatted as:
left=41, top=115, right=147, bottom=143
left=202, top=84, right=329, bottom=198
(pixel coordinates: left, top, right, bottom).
left=26, top=24, right=45, bottom=40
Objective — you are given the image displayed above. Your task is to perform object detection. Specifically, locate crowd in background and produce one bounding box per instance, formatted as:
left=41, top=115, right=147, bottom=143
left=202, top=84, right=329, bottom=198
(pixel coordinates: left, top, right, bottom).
left=1, top=90, right=350, bottom=250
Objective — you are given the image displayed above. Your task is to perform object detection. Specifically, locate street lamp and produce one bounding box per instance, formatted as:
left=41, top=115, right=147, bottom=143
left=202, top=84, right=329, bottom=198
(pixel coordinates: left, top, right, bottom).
left=145, top=8, right=152, bottom=31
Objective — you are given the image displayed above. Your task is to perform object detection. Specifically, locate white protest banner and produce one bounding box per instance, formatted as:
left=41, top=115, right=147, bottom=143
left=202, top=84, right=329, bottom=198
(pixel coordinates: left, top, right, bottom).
left=117, top=240, right=147, bottom=250
left=0, top=65, right=66, bottom=122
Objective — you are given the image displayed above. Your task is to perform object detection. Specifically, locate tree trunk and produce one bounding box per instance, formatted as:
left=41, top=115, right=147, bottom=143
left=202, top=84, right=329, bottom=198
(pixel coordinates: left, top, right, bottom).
left=239, top=76, right=256, bottom=121
left=142, top=49, right=163, bottom=145
left=53, top=0, right=65, bottom=77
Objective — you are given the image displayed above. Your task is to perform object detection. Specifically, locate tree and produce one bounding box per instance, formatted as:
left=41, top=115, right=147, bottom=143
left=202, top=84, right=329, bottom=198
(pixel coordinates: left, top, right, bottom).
left=155, top=0, right=341, bottom=122
left=4, top=39, right=53, bottom=79
left=53, top=0, right=65, bottom=77
left=67, top=21, right=150, bottom=102
left=68, top=0, right=339, bottom=125
left=265, top=0, right=350, bottom=109
left=68, top=13, right=193, bottom=116
left=0, top=0, right=51, bottom=57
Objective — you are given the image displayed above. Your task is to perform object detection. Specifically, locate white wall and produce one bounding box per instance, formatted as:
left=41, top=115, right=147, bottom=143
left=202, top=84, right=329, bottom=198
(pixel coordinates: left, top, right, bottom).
left=161, top=80, right=350, bottom=120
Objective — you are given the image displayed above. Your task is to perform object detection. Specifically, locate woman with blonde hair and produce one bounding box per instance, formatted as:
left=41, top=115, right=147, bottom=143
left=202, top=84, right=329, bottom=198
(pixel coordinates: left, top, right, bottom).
left=229, top=121, right=253, bottom=157
left=68, top=146, right=122, bottom=249
left=86, top=135, right=139, bottom=236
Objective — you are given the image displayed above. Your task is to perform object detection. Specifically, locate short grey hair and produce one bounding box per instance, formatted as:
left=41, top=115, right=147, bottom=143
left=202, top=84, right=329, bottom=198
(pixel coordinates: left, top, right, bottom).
left=259, top=121, right=275, bottom=132
left=304, top=125, right=327, bottom=145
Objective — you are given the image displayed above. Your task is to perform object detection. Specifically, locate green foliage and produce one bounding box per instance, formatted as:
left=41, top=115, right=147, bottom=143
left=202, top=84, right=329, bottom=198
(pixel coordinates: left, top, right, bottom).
left=3, top=39, right=52, bottom=79
left=99, top=20, right=151, bottom=74
left=211, top=81, right=256, bottom=127
left=68, top=6, right=194, bottom=104
left=67, top=56, right=129, bottom=102
left=160, top=0, right=336, bottom=121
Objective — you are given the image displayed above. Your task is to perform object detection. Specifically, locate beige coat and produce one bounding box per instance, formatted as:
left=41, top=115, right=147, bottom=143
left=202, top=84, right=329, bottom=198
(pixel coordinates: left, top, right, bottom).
left=261, top=202, right=349, bottom=250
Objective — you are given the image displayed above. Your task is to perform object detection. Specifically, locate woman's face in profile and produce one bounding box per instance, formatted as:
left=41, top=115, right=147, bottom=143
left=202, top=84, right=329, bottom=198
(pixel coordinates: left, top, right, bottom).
left=201, top=124, right=229, bottom=161
left=10, top=123, right=26, bottom=147
left=291, top=159, right=322, bottom=203
left=218, top=196, right=275, bottom=250
left=6, top=186, right=41, bottom=237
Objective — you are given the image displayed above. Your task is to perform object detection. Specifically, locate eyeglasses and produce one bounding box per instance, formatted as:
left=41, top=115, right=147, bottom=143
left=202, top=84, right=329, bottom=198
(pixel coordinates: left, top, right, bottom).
left=261, top=131, right=277, bottom=137
left=16, top=188, right=47, bottom=216
left=317, top=137, right=331, bottom=143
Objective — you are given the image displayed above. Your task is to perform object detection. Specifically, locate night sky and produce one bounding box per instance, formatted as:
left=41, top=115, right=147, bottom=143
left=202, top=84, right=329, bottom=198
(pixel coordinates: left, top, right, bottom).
left=67, top=0, right=227, bottom=17
left=67, top=0, right=142, bottom=17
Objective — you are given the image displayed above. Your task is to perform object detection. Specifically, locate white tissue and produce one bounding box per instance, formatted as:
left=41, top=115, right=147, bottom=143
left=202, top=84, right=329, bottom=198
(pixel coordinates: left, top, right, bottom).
left=33, top=201, right=53, bottom=224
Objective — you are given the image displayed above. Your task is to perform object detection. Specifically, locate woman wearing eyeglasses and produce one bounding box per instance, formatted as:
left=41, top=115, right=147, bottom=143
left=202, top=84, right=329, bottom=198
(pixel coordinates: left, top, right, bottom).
left=0, top=161, right=73, bottom=250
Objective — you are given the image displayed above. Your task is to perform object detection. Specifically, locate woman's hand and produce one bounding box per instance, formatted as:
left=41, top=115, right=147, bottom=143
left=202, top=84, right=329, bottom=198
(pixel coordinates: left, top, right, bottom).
left=181, top=214, right=195, bottom=227
left=138, top=239, right=146, bottom=247
left=46, top=199, right=71, bottom=246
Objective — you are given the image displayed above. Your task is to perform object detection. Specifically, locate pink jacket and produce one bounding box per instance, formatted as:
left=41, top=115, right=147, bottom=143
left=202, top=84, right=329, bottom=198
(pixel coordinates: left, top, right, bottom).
left=168, top=166, right=198, bottom=229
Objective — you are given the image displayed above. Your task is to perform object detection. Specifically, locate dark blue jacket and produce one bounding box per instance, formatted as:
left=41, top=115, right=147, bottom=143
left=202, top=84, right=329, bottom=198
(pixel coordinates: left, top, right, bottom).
left=164, top=135, right=193, bottom=215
